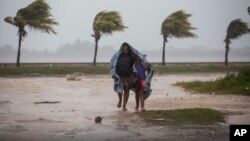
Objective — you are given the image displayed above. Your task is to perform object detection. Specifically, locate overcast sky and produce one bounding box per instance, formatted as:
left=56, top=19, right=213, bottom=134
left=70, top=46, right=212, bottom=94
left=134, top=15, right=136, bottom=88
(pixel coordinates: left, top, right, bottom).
left=0, top=0, right=250, bottom=52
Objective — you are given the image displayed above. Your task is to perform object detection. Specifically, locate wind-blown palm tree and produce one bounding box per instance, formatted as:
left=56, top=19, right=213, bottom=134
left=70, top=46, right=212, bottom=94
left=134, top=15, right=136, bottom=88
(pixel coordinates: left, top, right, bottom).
left=160, top=10, right=197, bottom=65
left=92, top=10, right=127, bottom=66
left=4, top=0, right=58, bottom=67
left=248, top=6, right=250, bottom=16
left=224, top=19, right=250, bottom=66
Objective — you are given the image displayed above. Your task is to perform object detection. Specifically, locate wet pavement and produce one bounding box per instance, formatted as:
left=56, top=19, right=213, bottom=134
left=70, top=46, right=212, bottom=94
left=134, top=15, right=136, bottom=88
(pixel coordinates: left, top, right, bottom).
left=0, top=74, right=249, bottom=141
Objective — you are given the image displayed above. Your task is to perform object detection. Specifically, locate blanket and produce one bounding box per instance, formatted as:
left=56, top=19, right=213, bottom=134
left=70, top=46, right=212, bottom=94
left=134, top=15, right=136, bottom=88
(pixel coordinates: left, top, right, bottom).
left=110, top=43, right=154, bottom=99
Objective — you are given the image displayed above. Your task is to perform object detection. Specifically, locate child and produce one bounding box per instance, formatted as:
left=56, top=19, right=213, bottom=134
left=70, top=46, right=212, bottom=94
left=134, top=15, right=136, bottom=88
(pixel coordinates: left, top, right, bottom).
left=134, top=56, right=147, bottom=112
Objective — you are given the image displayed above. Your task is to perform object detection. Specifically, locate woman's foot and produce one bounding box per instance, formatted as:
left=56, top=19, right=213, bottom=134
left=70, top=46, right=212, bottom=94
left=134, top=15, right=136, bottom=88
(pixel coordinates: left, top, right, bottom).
left=122, top=107, right=127, bottom=111
left=117, top=101, right=121, bottom=108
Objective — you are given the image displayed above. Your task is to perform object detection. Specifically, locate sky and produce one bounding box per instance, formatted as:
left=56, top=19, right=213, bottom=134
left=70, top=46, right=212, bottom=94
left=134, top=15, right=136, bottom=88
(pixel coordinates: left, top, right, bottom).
left=0, top=0, right=250, bottom=53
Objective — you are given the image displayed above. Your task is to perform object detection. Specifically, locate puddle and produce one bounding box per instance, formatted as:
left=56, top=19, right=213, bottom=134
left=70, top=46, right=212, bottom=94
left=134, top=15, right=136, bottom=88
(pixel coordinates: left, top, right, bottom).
left=34, top=101, right=61, bottom=104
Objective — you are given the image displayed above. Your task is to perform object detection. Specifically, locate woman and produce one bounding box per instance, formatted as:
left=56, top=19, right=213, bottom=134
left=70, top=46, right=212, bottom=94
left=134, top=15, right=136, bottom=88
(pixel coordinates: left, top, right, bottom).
left=112, top=42, right=134, bottom=111
left=111, top=42, right=154, bottom=111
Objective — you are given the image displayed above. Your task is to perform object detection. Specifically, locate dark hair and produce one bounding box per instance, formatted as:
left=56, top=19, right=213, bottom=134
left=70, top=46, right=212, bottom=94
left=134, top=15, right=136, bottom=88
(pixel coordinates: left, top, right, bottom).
left=121, top=42, right=131, bottom=54
left=122, top=42, right=129, bottom=48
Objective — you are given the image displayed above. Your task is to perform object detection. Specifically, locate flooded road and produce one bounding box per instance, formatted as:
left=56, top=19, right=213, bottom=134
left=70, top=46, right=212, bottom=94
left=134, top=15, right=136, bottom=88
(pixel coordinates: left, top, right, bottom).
left=0, top=74, right=250, bottom=141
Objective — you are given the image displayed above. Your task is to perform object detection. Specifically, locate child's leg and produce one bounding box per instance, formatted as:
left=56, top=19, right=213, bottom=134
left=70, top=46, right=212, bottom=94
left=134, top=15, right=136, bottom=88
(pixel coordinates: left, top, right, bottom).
left=135, top=91, right=139, bottom=112
left=139, top=88, right=145, bottom=111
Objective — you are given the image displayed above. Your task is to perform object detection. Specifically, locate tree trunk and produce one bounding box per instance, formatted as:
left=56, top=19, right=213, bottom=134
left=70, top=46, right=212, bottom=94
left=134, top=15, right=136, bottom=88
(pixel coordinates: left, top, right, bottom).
left=162, top=36, right=166, bottom=66
left=93, top=39, right=99, bottom=66
left=225, top=43, right=229, bottom=66
left=16, top=31, right=22, bottom=67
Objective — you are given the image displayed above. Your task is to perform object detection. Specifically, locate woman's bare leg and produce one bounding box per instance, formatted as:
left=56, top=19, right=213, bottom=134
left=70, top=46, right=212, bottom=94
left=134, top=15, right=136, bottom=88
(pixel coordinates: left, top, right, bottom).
left=122, top=88, right=129, bottom=111
left=122, top=77, right=130, bottom=111
left=117, top=93, right=122, bottom=108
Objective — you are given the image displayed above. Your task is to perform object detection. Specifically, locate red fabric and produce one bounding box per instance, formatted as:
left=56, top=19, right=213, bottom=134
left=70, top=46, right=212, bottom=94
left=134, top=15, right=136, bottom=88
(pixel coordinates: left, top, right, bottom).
left=141, top=80, right=145, bottom=88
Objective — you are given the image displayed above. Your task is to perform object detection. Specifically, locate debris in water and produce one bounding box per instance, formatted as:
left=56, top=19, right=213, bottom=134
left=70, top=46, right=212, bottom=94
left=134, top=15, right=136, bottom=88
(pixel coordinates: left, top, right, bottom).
left=66, top=73, right=81, bottom=81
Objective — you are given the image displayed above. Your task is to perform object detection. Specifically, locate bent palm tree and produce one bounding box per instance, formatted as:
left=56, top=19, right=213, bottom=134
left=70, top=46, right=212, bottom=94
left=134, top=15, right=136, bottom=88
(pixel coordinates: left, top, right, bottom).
left=92, top=10, right=127, bottom=66
left=161, top=10, right=197, bottom=65
left=4, top=0, right=58, bottom=67
left=248, top=6, right=250, bottom=16
left=224, top=19, right=250, bottom=65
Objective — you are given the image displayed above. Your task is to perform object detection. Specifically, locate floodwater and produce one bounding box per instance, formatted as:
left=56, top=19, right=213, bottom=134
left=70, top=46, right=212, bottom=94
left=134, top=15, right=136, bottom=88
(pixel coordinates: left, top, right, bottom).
left=0, top=74, right=250, bottom=141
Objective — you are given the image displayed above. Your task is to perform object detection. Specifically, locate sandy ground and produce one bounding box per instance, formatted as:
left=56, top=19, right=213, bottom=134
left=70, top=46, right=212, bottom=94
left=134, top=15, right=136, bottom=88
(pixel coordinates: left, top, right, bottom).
left=0, top=73, right=250, bottom=141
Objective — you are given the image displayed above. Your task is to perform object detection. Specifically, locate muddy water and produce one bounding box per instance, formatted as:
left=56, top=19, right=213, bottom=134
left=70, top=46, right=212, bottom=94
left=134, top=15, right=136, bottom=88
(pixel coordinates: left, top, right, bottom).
left=0, top=74, right=250, bottom=141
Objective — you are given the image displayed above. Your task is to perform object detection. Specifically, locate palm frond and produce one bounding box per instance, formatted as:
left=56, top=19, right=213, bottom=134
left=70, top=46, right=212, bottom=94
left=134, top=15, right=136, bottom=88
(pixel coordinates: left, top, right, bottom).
left=16, top=0, right=58, bottom=34
left=4, top=16, right=16, bottom=26
left=226, top=19, right=250, bottom=40
left=161, top=10, right=197, bottom=39
left=93, top=10, right=127, bottom=36
left=93, top=10, right=106, bottom=31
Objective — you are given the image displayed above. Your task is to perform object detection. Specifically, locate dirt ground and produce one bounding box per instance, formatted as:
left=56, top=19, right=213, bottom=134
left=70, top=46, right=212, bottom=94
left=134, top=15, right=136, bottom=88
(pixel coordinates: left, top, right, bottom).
left=0, top=73, right=250, bottom=141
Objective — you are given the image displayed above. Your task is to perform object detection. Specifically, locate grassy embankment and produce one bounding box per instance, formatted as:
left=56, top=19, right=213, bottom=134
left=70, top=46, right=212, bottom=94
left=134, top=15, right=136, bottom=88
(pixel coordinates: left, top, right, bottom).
left=176, top=67, right=250, bottom=95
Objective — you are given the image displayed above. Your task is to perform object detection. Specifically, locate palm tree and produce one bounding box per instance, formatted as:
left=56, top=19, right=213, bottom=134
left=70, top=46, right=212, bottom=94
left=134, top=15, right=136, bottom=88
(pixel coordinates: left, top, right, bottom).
left=224, top=19, right=250, bottom=66
left=160, top=10, right=197, bottom=65
left=92, top=10, right=127, bottom=66
left=4, top=0, right=58, bottom=67
left=248, top=6, right=250, bottom=16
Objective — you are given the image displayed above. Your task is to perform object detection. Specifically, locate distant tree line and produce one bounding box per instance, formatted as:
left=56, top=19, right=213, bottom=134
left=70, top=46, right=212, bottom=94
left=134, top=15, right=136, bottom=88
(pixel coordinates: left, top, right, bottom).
left=4, top=0, right=250, bottom=66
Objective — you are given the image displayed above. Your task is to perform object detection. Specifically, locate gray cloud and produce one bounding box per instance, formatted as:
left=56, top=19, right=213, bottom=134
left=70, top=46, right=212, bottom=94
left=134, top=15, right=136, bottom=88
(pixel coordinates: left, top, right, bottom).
left=0, top=0, right=250, bottom=62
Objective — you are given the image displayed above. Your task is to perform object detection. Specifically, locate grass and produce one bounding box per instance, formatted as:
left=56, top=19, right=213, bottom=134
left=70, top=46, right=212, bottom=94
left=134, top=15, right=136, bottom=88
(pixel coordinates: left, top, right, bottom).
left=0, top=66, right=110, bottom=76
left=0, top=63, right=249, bottom=76
left=176, top=67, right=250, bottom=95
left=155, top=65, right=226, bottom=74
left=139, top=108, right=225, bottom=125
